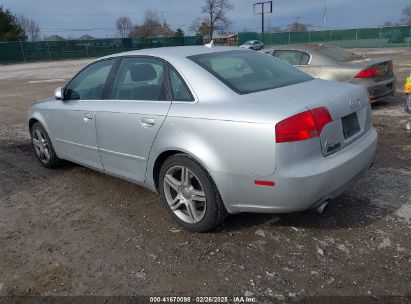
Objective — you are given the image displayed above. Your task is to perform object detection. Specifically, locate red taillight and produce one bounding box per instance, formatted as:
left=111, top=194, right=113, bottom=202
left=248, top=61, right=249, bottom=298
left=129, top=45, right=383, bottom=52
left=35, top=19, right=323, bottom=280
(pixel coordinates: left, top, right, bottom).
left=310, top=107, right=333, bottom=133
left=355, top=67, right=379, bottom=78
left=275, top=107, right=332, bottom=143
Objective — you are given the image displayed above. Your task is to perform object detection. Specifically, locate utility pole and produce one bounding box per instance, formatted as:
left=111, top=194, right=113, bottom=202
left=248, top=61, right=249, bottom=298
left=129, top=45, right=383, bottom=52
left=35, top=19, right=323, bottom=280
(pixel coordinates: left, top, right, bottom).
left=253, top=1, right=272, bottom=35
left=295, top=16, right=301, bottom=31
left=322, top=6, right=327, bottom=30
left=262, top=2, right=265, bottom=34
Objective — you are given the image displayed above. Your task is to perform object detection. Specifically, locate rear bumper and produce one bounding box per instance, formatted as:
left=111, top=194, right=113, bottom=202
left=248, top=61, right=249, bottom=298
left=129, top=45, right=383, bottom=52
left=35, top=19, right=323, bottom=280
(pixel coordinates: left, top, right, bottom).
left=368, top=78, right=396, bottom=102
left=212, top=127, right=378, bottom=214
left=352, top=76, right=396, bottom=102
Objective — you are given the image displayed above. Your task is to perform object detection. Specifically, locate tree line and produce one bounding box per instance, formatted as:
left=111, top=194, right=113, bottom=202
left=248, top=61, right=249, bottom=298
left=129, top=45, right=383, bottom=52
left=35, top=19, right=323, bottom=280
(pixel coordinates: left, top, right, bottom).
left=115, top=9, right=184, bottom=39
left=2, top=2, right=410, bottom=43
left=0, top=5, right=41, bottom=41
left=383, top=5, right=411, bottom=27
left=116, top=0, right=235, bottom=40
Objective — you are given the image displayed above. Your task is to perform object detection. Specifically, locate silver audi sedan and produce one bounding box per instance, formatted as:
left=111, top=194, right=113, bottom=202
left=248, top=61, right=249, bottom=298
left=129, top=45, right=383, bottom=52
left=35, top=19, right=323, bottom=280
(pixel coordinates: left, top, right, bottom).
left=27, top=46, right=377, bottom=232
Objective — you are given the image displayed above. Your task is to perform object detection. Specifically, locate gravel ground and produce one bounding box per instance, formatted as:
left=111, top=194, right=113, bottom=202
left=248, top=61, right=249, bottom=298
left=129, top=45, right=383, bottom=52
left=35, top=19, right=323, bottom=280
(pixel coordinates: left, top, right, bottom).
left=0, top=49, right=410, bottom=301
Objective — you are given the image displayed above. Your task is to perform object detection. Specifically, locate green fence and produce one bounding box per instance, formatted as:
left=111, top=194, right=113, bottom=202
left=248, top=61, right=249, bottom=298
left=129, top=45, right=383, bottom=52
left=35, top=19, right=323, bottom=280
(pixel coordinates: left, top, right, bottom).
left=0, top=36, right=203, bottom=64
left=239, top=25, right=411, bottom=48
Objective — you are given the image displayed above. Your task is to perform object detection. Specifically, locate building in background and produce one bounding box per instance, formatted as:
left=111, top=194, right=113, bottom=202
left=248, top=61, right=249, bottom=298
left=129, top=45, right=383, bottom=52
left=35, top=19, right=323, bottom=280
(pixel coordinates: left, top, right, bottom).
left=213, top=33, right=238, bottom=45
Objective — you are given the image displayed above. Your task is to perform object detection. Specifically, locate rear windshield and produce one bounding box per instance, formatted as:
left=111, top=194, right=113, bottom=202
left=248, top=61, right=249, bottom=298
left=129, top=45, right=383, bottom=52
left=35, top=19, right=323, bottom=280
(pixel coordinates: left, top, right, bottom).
left=188, top=50, right=313, bottom=94
left=317, top=46, right=363, bottom=61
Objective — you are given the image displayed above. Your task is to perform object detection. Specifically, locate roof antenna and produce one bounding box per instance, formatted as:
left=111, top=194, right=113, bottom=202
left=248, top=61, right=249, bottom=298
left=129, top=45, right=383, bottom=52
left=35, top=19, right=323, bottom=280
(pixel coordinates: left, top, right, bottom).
left=205, top=40, right=214, bottom=49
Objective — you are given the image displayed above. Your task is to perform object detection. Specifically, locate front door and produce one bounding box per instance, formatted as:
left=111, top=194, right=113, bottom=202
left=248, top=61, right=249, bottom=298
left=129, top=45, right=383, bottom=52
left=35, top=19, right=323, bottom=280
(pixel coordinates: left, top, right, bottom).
left=50, top=59, right=116, bottom=169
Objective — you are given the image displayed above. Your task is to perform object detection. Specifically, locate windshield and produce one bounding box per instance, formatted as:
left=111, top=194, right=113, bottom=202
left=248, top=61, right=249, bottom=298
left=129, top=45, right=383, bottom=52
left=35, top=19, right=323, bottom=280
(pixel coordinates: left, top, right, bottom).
left=243, top=41, right=253, bottom=45
left=188, top=50, right=313, bottom=94
left=317, top=46, right=363, bottom=61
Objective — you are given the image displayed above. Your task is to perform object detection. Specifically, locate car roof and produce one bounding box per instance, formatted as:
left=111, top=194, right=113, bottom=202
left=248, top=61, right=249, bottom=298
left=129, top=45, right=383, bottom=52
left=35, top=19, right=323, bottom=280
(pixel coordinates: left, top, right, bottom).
left=103, top=45, right=241, bottom=61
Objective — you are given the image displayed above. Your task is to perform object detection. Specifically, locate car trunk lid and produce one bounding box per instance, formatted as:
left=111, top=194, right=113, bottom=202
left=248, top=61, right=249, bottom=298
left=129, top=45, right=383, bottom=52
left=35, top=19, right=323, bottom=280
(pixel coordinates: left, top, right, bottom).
left=243, top=79, right=371, bottom=156
left=349, top=58, right=394, bottom=81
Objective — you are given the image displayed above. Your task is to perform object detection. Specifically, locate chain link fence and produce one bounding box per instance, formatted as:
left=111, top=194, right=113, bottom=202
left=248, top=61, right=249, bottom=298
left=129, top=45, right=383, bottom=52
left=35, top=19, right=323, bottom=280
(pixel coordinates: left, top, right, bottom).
left=0, top=36, right=203, bottom=64
left=239, top=25, right=411, bottom=48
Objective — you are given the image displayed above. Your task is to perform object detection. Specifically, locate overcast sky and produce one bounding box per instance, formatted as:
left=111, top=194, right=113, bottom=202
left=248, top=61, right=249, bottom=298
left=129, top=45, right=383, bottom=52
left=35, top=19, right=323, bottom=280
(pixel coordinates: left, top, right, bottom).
left=1, top=0, right=410, bottom=38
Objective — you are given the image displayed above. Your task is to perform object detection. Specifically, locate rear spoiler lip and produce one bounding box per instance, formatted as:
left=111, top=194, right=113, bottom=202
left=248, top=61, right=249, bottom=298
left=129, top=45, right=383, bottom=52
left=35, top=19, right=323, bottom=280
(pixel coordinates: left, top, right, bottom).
left=346, top=58, right=392, bottom=68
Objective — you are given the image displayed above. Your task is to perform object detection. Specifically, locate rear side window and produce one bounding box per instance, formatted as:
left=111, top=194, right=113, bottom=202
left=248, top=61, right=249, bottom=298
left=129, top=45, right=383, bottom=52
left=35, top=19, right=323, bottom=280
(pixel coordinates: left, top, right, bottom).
left=188, top=50, right=313, bottom=95
left=169, top=67, right=194, bottom=101
left=317, top=46, right=363, bottom=61
left=301, top=53, right=310, bottom=65
left=111, top=57, right=167, bottom=101
left=274, top=50, right=302, bottom=65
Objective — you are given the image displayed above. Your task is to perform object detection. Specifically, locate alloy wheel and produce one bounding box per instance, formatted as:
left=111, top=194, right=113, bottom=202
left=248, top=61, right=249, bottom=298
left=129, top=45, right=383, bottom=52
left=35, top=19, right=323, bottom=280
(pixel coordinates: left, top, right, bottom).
left=163, top=165, right=207, bottom=224
left=32, top=128, right=51, bottom=164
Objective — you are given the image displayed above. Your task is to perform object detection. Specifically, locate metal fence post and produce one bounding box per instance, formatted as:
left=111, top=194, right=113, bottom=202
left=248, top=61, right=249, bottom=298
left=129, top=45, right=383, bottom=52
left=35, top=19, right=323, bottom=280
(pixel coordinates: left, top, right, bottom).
left=355, top=29, right=358, bottom=48
left=288, top=31, right=291, bottom=44
left=18, top=39, right=26, bottom=62
left=378, top=26, right=382, bottom=48
left=45, top=40, right=52, bottom=59
left=409, top=26, right=411, bottom=47
left=308, top=31, right=311, bottom=43
left=65, top=39, right=70, bottom=58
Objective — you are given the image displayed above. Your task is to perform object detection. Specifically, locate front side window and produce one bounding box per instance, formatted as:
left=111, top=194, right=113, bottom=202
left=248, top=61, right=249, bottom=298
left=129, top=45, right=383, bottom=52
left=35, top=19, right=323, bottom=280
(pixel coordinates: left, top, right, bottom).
left=65, top=59, right=115, bottom=100
left=169, top=67, right=193, bottom=101
left=111, top=57, right=167, bottom=101
left=188, top=50, right=313, bottom=95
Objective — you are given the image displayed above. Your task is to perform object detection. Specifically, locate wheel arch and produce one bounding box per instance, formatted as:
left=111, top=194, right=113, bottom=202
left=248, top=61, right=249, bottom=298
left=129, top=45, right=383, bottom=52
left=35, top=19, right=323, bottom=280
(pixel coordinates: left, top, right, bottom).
left=29, top=117, right=41, bottom=131
left=28, top=112, right=51, bottom=135
left=28, top=112, right=58, bottom=155
left=151, top=149, right=216, bottom=193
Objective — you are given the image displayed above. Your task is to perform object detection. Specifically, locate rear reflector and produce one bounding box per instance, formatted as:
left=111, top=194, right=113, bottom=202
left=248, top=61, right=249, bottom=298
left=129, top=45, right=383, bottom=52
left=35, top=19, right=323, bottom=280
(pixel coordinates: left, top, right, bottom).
left=355, top=66, right=379, bottom=78
left=254, top=180, right=276, bottom=187
left=275, top=107, right=332, bottom=143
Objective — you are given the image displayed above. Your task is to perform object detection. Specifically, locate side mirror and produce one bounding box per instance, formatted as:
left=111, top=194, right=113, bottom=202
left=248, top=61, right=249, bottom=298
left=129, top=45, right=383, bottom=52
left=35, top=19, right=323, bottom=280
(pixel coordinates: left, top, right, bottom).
left=54, top=87, right=64, bottom=100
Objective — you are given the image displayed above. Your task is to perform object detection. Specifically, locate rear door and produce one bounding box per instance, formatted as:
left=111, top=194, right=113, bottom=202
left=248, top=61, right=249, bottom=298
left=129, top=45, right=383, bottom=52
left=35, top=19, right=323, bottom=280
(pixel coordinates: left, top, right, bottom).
left=95, top=57, right=172, bottom=182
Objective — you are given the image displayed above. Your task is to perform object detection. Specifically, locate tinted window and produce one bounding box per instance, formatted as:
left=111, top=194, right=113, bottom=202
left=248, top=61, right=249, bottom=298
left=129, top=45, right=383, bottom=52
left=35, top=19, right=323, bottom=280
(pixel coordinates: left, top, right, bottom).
left=169, top=67, right=193, bottom=101
left=188, top=50, right=313, bottom=94
left=317, top=46, right=363, bottom=61
left=65, top=59, right=114, bottom=100
left=111, top=57, right=167, bottom=101
left=274, top=50, right=303, bottom=65
left=301, top=52, right=310, bottom=65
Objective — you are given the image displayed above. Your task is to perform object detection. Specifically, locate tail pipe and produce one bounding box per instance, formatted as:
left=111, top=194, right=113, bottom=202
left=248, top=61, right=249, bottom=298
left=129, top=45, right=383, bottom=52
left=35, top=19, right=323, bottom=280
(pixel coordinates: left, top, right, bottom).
left=316, top=200, right=330, bottom=214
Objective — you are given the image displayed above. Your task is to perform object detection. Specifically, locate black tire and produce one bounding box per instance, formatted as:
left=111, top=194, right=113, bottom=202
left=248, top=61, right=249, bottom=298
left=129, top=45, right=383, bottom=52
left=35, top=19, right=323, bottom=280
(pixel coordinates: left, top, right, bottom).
left=159, top=154, right=227, bottom=232
left=30, top=122, right=60, bottom=168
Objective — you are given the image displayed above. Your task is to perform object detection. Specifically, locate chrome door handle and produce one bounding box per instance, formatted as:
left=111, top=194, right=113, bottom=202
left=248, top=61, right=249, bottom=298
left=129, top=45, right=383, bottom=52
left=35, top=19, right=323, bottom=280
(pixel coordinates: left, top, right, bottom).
left=83, top=113, right=93, bottom=120
left=141, top=117, right=155, bottom=128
